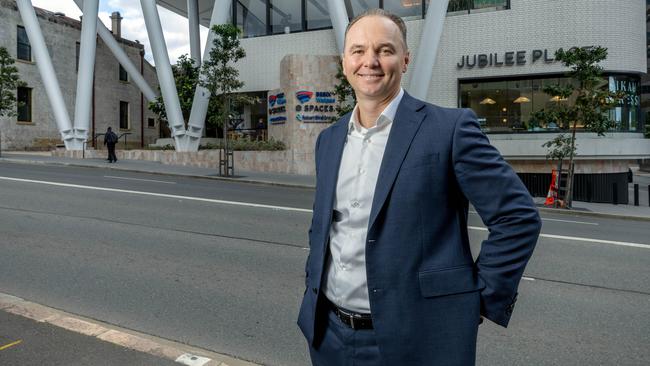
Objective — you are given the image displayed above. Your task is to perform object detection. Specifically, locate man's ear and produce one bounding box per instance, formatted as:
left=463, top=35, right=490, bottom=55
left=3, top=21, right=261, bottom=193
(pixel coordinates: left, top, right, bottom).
left=403, top=51, right=410, bottom=73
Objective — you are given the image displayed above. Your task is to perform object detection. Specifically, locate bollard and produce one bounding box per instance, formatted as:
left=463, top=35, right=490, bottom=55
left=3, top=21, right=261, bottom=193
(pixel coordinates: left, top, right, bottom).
left=612, top=182, right=618, bottom=205
left=634, top=184, right=639, bottom=206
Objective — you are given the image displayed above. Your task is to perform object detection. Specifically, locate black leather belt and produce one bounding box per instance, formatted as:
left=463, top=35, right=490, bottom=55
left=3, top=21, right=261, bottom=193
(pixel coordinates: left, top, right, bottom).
left=327, top=299, right=373, bottom=330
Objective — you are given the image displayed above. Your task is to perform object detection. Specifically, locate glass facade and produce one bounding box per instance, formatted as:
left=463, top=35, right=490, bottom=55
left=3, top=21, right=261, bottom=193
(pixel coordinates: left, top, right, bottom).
left=459, top=75, right=641, bottom=133
left=446, top=0, right=509, bottom=13
left=234, top=0, right=509, bottom=38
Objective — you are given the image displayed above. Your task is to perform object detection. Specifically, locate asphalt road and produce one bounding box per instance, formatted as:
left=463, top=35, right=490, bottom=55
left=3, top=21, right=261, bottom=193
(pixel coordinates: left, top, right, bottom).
left=0, top=162, right=648, bottom=365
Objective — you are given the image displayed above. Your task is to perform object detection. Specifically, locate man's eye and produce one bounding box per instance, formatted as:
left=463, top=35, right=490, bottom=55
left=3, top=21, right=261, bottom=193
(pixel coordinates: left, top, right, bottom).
left=381, top=49, right=393, bottom=55
left=352, top=50, right=363, bottom=55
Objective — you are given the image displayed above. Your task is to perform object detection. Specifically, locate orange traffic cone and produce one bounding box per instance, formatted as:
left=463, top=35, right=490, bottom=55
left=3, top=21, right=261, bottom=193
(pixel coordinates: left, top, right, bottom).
left=544, top=170, right=558, bottom=207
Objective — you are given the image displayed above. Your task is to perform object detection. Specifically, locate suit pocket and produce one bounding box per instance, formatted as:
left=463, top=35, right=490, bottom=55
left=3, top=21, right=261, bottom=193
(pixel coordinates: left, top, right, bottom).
left=418, top=264, right=485, bottom=298
left=400, top=152, right=440, bottom=171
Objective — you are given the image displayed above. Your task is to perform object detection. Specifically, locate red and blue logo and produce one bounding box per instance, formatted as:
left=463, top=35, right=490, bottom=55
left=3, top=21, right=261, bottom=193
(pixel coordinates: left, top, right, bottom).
left=296, top=91, right=313, bottom=104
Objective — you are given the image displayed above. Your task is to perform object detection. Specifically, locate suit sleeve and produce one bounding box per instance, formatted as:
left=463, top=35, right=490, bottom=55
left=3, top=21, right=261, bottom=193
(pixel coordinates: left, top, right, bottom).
left=451, top=109, right=542, bottom=327
left=305, top=131, right=324, bottom=288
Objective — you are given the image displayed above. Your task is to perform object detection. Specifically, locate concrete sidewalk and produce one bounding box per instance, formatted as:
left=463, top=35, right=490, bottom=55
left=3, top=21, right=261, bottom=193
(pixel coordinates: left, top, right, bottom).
left=1, top=151, right=649, bottom=221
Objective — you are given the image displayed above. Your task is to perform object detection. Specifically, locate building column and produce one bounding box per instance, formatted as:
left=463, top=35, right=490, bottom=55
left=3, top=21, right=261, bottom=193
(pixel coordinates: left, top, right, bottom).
left=140, top=0, right=187, bottom=149
left=184, top=0, right=231, bottom=152
left=326, top=0, right=349, bottom=54
left=15, top=0, right=74, bottom=149
left=187, top=0, right=201, bottom=65
left=72, top=0, right=157, bottom=102
left=73, top=0, right=100, bottom=149
left=407, top=0, right=449, bottom=100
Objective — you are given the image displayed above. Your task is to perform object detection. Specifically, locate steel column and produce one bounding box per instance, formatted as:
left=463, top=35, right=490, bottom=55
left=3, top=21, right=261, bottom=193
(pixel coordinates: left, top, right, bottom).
left=16, top=0, right=74, bottom=148
left=73, top=0, right=100, bottom=149
left=140, top=0, right=186, bottom=149
left=72, top=0, right=157, bottom=102
left=187, top=0, right=201, bottom=65
left=407, top=0, right=449, bottom=100
left=183, top=0, right=231, bottom=152
left=326, top=0, right=349, bottom=54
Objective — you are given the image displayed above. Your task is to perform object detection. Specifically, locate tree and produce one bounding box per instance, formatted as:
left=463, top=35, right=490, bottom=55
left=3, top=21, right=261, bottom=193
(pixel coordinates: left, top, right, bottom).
left=200, top=24, right=253, bottom=131
left=333, top=62, right=355, bottom=119
left=0, top=47, right=25, bottom=117
left=148, top=54, right=200, bottom=126
left=532, top=46, right=624, bottom=208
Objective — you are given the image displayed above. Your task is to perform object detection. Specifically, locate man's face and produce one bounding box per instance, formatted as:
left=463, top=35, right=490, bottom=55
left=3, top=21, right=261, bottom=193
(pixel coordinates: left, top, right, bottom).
left=342, top=16, right=409, bottom=103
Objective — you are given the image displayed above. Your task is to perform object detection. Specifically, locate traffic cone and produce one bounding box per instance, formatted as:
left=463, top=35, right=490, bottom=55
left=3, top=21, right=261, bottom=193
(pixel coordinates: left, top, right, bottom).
left=544, top=170, right=558, bottom=207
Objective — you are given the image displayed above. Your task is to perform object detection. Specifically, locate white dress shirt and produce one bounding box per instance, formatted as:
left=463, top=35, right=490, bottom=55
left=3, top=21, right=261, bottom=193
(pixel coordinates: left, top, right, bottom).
left=323, top=88, right=404, bottom=313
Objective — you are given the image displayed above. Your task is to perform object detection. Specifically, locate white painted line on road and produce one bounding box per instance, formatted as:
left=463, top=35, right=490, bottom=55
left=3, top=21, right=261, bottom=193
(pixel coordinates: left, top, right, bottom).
left=175, top=354, right=212, bottom=366
left=468, top=226, right=650, bottom=250
left=469, top=210, right=597, bottom=225
left=539, top=217, right=598, bottom=225
left=104, top=175, right=176, bottom=184
left=0, top=176, right=312, bottom=213
left=522, top=277, right=536, bottom=281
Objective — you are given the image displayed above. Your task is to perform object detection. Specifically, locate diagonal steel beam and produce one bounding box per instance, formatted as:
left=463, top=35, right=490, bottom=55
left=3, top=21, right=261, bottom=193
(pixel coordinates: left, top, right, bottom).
left=407, top=0, right=450, bottom=100
left=72, top=0, right=157, bottom=102
left=72, top=0, right=100, bottom=148
left=183, top=0, right=232, bottom=152
left=15, top=0, right=75, bottom=148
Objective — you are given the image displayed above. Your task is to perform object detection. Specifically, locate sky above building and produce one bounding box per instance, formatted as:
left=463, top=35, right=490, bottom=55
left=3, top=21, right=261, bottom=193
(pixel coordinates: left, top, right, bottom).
left=30, top=0, right=209, bottom=66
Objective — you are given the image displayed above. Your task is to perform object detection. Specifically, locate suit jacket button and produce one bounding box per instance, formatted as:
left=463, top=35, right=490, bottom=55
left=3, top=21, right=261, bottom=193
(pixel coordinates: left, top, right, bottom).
left=312, top=288, right=318, bottom=294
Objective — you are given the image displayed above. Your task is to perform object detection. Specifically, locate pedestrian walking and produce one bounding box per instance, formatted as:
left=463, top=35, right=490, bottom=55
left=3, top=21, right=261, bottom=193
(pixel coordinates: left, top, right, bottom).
left=298, top=9, right=541, bottom=366
left=103, top=127, right=118, bottom=163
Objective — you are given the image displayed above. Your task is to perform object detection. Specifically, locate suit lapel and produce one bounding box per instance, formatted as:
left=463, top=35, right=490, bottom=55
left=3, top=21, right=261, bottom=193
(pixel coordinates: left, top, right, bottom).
left=319, top=117, right=349, bottom=235
left=368, top=93, right=427, bottom=232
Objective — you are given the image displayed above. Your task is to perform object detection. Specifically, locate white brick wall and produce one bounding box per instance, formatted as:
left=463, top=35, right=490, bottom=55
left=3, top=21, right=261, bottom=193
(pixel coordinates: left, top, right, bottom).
left=236, top=0, right=647, bottom=108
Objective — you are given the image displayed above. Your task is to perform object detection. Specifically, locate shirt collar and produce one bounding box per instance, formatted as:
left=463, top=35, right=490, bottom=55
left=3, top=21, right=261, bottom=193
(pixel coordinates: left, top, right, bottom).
left=348, top=88, right=404, bottom=134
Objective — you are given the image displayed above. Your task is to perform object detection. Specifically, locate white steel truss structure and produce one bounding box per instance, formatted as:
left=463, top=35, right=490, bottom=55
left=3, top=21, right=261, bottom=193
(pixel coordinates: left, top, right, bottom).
left=17, top=0, right=448, bottom=151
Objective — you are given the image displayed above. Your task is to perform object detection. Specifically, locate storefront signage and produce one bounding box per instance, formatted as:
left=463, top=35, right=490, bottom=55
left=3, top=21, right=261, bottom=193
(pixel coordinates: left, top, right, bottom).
left=295, top=90, right=337, bottom=123
left=457, top=48, right=560, bottom=69
left=268, top=92, right=287, bottom=124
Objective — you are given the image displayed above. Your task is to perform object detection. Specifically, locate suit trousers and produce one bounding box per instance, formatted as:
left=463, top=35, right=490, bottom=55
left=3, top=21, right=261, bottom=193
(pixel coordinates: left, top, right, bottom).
left=107, top=144, right=117, bottom=162
left=309, top=304, right=381, bottom=366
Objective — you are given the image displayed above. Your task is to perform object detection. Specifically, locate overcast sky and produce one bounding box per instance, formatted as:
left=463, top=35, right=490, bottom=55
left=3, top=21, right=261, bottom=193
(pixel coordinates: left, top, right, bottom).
left=31, top=0, right=209, bottom=66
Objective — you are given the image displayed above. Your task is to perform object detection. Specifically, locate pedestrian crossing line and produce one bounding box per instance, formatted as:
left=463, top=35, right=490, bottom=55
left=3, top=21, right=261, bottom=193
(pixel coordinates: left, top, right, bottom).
left=0, top=340, right=22, bottom=351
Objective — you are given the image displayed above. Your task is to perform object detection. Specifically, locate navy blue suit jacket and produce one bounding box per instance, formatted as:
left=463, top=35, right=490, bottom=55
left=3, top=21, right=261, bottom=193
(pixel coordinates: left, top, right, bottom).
left=298, top=92, right=541, bottom=365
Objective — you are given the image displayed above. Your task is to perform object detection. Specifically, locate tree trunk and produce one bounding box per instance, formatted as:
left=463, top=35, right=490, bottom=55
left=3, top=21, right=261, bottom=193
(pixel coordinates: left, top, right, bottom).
left=564, top=121, right=579, bottom=208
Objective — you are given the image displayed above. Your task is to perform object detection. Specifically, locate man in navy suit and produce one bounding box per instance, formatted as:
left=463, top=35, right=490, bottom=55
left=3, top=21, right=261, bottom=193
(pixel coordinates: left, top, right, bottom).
left=298, top=8, right=541, bottom=366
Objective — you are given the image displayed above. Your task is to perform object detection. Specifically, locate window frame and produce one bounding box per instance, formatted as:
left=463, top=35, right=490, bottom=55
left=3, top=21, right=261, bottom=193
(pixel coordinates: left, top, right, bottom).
left=119, top=101, right=130, bottom=130
left=17, top=25, right=32, bottom=62
left=17, top=86, right=32, bottom=123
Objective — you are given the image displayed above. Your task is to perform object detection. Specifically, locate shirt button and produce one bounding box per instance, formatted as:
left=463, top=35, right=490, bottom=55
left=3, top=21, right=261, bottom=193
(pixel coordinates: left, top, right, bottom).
left=359, top=168, right=365, bottom=174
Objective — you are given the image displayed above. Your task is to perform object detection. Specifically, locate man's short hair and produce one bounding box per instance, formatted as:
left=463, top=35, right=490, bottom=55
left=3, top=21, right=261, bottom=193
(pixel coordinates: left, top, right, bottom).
left=344, top=8, right=408, bottom=51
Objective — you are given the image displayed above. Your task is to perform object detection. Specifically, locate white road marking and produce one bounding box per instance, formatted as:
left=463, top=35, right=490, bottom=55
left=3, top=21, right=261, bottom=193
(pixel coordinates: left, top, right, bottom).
left=522, top=277, right=536, bottom=281
left=469, top=210, right=597, bottom=226
left=175, top=354, right=212, bottom=366
left=3, top=176, right=647, bottom=250
left=0, top=176, right=312, bottom=213
left=104, top=175, right=176, bottom=184
left=468, top=226, right=650, bottom=249
left=539, top=217, right=598, bottom=225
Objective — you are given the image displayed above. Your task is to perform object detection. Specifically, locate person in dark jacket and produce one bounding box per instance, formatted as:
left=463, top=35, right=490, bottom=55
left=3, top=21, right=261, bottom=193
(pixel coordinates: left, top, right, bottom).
left=103, top=127, right=118, bottom=163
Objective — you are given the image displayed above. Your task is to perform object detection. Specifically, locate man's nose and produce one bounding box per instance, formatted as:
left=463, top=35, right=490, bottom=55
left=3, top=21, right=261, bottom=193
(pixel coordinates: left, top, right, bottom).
left=361, top=51, right=380, bottom=68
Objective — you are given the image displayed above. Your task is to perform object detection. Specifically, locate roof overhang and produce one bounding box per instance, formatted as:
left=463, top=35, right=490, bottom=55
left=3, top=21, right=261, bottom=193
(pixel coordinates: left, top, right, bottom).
left=156, top=0, right=218, bottom=27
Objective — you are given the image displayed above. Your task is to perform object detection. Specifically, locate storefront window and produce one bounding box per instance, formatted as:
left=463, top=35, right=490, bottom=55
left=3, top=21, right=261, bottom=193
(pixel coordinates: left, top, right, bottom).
left=609, top=75, right=640, bottom=132
left=346, top=0, right=380, bottom=19
left=305, top=0, right=332, bottom=30
left=235, top=0, right=267, bottom=38
left=383, top=0, right=422, bottom=20
left=460, top=75, right=640, bottom=133
left=270, top=0, right=302, bottom=34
